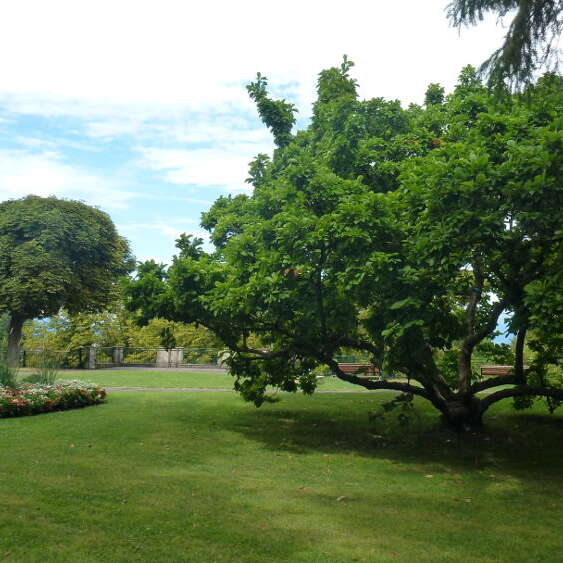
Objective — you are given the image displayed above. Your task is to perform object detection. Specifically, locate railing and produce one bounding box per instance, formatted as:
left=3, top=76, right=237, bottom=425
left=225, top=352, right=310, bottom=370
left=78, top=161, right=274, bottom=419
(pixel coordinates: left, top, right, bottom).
left=122, top=347, right=157, bottom=366
left=3, top=348, right=524, bottom=374
left=95, top=347, right=116, bottom=367
left=20, top=349, right=85, bottom=369
left=182, top=348, right=220, bottom=366
left=0, top=346, right=225, bottom=369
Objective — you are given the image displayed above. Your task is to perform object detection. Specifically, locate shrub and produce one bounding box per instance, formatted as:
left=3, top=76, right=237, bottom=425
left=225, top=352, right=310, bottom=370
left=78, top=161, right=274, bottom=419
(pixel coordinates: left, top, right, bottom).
left=0, top=381, right=106, bottom=418
left=23, top=352, right=60, bottom=385
left=0, top=352, right=18, bottom=390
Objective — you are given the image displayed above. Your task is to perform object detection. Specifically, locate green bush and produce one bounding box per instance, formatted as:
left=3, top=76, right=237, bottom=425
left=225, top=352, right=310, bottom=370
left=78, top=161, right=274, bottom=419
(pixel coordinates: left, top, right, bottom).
left=0, top=352, right=18, bottom=390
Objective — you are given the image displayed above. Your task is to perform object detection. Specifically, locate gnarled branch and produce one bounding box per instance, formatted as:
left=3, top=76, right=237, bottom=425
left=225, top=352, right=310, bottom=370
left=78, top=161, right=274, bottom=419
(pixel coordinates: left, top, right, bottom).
left=480, top=385, right=563, bottom=411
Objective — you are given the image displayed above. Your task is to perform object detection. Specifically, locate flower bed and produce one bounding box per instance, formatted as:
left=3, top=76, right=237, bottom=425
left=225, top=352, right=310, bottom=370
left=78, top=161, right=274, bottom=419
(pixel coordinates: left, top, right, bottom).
left=0, top=381, right=106, bottom=418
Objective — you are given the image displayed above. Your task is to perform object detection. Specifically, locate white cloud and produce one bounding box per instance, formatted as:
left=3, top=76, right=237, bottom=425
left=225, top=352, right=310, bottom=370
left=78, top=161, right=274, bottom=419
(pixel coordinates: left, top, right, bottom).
left=119, top=219, right=198, bottom=238
left=136, top=145, right=267, bottom=193
left=0, top=0, right=516, bottom=121
left=85, top=120, right=143, bottom=140
left=0, top=150, right=135, bottom=209
left=14, top=137, right=58, bottom=149
left=0, top=0, right=542, bottom=268
left=119, top=221, right=213, bottom=264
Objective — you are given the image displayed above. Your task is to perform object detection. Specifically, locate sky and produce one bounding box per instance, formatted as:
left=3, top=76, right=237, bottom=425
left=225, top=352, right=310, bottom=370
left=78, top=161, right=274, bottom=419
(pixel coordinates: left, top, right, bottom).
left=0, top=0, right=513, bottom=265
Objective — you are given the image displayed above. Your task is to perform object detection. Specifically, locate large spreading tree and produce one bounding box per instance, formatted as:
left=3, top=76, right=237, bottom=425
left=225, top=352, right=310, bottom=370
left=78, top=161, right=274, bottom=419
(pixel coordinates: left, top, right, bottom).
left=126, top=60, right=562, bottom=430
left=0, top=195, right=133, bottom=365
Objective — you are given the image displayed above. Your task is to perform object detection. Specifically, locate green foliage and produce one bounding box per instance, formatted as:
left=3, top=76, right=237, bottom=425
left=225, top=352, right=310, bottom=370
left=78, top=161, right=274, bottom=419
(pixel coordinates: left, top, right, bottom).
left=0, top=195, right=133, bottom=364
left=424, top=83, right=445, bottom=106
left=0, top=195, right=132, bottom=320
left=0, top=354, right=18, bottom=389
left=476, top=339, right=515, bottom=365
left=21, top=308, right=221, bottom=352
left=370, top=392, right=417, bottom=427
left=126, top=59, right=563, bottom=427
left=159, top=326, right=177, bottom=350
left=24, top=352, right=60, bottom=385
left=0, top=313, right=7, bottom=348
left=247, top=73, right=297, bottom=148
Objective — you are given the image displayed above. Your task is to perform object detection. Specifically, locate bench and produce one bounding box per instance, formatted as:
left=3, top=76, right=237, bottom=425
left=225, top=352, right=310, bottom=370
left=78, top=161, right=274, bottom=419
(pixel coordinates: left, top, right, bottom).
left=480, top=365, right=528, bottom=377
left=337, top=363, right=381, bottom=376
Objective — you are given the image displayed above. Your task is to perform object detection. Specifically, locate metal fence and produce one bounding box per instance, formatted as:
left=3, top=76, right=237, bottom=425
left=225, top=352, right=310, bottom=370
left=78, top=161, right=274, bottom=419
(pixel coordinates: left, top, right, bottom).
left=0, top=346, right=225, bottom=369
left=20, top=349, right=85, bottom=369
left=122, top=347, right=157, bottom=366
left=1, top=347, right=522, bottom=373
left=182, top=348, right=221, bottom=365
left=95, top=347, right=116, bottom=367
left=94, top=347, right=223, bottom=368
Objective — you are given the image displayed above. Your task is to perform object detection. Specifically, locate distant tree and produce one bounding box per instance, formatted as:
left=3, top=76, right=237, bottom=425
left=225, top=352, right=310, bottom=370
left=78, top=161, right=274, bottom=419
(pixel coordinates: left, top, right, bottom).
left=0, top=195, right=133, bottom=365
left=448, top=0, right=563, bottom=90
left=22, top=308, right=221, bottom=352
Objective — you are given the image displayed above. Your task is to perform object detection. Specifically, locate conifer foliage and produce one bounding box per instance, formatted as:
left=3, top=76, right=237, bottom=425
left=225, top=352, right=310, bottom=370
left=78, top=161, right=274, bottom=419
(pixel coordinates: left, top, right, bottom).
left=448, top=0, right=562, bottom=90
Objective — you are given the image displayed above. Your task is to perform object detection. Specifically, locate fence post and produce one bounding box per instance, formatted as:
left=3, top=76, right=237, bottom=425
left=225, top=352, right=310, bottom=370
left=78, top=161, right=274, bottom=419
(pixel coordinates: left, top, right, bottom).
left=167, top=348, right=183, bottom=367
left=86, top=346, right=97, bottom=369
left=112, top=346, right=124, bottom=367
left=156, top=348, right=169, bottom=368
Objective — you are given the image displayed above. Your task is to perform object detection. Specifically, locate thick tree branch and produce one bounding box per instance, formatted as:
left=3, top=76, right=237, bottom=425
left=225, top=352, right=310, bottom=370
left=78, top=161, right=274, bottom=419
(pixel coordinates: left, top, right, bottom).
left=514, top=327, right=527, bottom=384
left=458, top=295, right=509, bottom=394
left=466, top=297, right=509, bottom=350
left=480, top=385, right=563, bottom=411
left=458, top=262, right=485, bottom=393
left=232, top=345, right=302, bottom=361
left=466, top=262, right=484, bottom=334
left=472, top=375, right=518, bottom=393
left=322, top=356, right=443, bottom=406
left=315, top=246, right=327, bottom=338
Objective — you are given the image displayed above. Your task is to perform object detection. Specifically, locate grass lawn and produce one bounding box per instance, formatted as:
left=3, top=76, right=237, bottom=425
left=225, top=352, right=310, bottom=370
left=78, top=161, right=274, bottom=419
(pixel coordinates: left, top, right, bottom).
left=51, top=368, right=239, bottom=389
left=34, top=368, right=363, bottom=391
left=1, top=388, right=563, bottom=562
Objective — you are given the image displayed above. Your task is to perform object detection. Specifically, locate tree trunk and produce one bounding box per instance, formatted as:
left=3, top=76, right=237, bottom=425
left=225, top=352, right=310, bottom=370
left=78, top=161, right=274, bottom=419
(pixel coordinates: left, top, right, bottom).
left=457, top=346, right=472, bottom=395
left=514, top=328, right=526, bottom=383
left=440, top=397, right=484, bottom=431
left=7, top=315, right=24, bottom=367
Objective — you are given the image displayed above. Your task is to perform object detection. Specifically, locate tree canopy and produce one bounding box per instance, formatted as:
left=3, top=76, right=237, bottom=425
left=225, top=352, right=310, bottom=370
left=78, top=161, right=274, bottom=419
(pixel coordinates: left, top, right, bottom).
left=0, top=195, right=133, bottom=364
left=448, top=0, right=563, bottom=90
left=126, top=60, right=563, bottom=430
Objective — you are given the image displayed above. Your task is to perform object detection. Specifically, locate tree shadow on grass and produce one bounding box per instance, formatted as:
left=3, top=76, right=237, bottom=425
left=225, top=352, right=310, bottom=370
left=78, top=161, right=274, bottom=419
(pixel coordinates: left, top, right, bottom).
left=225, top=395, right=563, bottom=481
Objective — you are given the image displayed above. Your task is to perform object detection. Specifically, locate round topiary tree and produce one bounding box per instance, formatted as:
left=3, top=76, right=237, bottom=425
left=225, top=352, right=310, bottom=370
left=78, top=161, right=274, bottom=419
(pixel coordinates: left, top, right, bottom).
left=0, top=195, right=133, bottom=365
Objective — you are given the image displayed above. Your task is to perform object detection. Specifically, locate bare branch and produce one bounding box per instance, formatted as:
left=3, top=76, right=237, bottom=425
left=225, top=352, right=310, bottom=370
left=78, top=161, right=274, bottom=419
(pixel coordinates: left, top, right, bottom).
left=465, top=297, right=509, bottom=350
